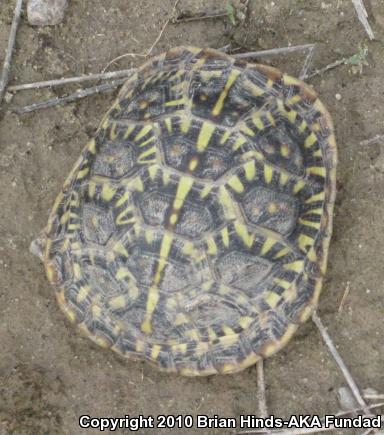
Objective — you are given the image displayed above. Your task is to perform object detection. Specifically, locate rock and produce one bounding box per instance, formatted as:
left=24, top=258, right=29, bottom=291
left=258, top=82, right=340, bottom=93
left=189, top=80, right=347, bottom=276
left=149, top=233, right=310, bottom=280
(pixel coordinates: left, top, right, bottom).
left=4, top=92, right=14, bottom=104
left=337, top=386, right=358, bottom=412
left=27, top=0, right=68, bottom=26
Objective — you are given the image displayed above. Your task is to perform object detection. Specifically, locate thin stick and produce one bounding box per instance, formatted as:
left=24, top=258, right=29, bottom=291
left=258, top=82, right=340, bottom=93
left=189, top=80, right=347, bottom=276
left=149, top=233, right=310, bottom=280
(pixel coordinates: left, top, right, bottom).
left=360, top=135, right=384, bottom=147
left=302, top=58, right=347, bottom=80
left=8, top=44, right=317, bottom=94
left=237, top=403, right=384, bottom=435
left=257, top=359, right=268, bottom=418
left=8, top=68, right=134, bottom=92
left=0, top=0, right=24, bottom=105
left=172, top=11, right=227, bottom=23
left=12, top=79, right=126, bottom=114
left=233, top=44, right=316, bottom=60
left=103, top=0, right=180, bottom=72
left=364, top=393, right=384, bottom=401
left=299, top=45, right=316, bottom=80
left=312, top=312, right=370, bottom=415
left=147, top=0, right=180, bottom=55
left=338, top=281, right=350, bottom=313
left=351, top=0, right=375, bottom=40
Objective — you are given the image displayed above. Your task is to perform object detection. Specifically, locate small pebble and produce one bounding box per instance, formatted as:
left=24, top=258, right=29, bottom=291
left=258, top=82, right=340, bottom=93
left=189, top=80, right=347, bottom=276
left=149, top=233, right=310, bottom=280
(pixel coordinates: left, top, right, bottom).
left=337, top=386, right=358, bottom=411
left=27, top=0, right=68, bottom=26
left=335, top=93, right=342, bottom=101
left=4, top=92, right=14, bottom=104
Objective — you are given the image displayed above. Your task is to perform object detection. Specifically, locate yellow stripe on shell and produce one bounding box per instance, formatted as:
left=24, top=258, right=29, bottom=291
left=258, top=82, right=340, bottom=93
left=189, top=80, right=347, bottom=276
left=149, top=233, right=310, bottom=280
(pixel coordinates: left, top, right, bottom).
left=173, top=177, right=194, bottom=210
left=134, top=125, right=152, bottom=141
left=212, top=69, right=241, bottom=116
left=284, top=260, right=305, bottom=272
left=244, top=160, right=256, bottom=181
left=305, top=192, right=325, bottom=203
left=221, top=227, right=229, bottom=247
left=293, top=180, right=306, bottom=194
left=234, top=222, right=253, bottom=248
left=227, top=175, right=244, bottom=193
left=304, top=132, right=317, bottom=148
left=197, top=122, right=216, bottom=152
left=265, top=291, right=280, bottom=308
left=261, top=238, right=276, bottom=255
left=307, top=166, right=326, bottom=177
left=264, top=165, right=273, bottom=184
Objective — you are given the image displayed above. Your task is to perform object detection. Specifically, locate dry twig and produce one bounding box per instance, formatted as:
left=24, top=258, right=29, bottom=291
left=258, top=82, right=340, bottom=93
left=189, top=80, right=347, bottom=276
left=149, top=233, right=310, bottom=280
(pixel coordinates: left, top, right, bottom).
left=351, top=0, right=375, bottom=40
left=360, top=135, right=384, bottom=147
left=302, top=58, right=347, bottom=80
left=257, top=359, right=268, bottom=418
left=172, top=10, right=227, bottom=23
left=8, top=68, right=134, bottom=92
left=12, top=78, right=126, bottom=114
left=312, top=312, right=370, bottom=415
left=234, top=44, right=316, bottom=60
left=0, top=0, right=24, bottom=105
left=299, top=45, right=316, bottom=80
left=338, top=281, right=351, bottom=313
left=103, top=0, right=180, bottom=72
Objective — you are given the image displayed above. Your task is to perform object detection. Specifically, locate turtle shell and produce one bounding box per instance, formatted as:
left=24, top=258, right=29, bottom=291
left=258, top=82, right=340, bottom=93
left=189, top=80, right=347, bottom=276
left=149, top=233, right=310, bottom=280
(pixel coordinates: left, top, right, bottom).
left=40, top=46, right=337, bottom=375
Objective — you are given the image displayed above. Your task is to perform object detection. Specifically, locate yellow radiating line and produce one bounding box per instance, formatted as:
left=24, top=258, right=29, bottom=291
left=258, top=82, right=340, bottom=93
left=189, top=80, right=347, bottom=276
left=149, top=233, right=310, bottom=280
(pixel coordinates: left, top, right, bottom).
left=88, top=139, right=96, bottom=154
left=232, top=136, right=246, bottom=151
left=77, top=167, right=89, bottom=179
left=240, top=124, right=255, bottom=137
left=164, top=98, right=185, bottom=107
left=181, top=117, right=191, bottom=133
left=305, top=191, right=325, bottom=204
left=280, top=172, right=289, bottom=186
left=220, top=130, right=232, bottom=145
left=298, top=234, right=314, bottom=251
left=261, top=238, right=276, bottom=255
left=274, top=278, right=292, bottom=290
left=141, top=233, right=173, bottom=334
left=101, top=184, right=116, bottom=201
left=293, top=180, right=306, bottom=194
left=197, top=122, right=216, bottom=152
left=138, top=136, right=156, bottom=148
left=265, top=291, right=280, bottom=308
left=299, top=218, right=321, bottom=229
left=227, top=175, right=244, bottom=193
left=234, top=222, right=253, bottom=248
left=264, top=165, right=273, bottom=184
left=244, top=160, right=256, bottom=181
left=274, top=246, right=290, bottom=259
left=244, top=79, right=264, bottom=97
left=207, top=237, right=217, bottom=255
left=134, top=125, right=152, bottom=141
left=138, top=146, right=157, bottom=163
left=284, top=260, right=304, bottom=272
left=221, top=227, right=229, bottom=247
left=212, top=69, right=241, bottom=116
left=252, top=114, right=264, bottom=130
left=307, top=166, right=326, bottom=177
left=124, top=125, right=135, bottom=139
left=200, top=184, right=212, bottom=198
left=304, top=132, right=317, bottom=148
left=298, top=120, right=307, bottom=134
left=165, top=118, right=172, bottom=132
left=173, top=177, right=194, bottom=210
left=148, top=165, right=159, bottom=180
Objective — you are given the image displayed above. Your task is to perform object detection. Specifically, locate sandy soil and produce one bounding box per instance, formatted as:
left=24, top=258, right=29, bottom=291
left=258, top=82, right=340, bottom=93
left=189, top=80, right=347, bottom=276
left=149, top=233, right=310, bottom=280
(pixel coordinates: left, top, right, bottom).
left=0, top=1, right=383, bottom=434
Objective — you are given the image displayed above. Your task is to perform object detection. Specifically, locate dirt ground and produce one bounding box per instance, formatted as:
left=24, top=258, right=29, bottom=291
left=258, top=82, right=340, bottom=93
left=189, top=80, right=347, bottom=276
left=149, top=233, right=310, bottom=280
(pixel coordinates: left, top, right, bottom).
left=0, top=0, right=383, bottom=434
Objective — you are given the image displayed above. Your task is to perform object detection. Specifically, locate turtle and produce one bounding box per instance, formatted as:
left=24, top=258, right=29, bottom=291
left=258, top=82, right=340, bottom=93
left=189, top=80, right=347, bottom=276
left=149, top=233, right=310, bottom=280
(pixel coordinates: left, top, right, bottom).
left=33, top=46, right=337, bottom=376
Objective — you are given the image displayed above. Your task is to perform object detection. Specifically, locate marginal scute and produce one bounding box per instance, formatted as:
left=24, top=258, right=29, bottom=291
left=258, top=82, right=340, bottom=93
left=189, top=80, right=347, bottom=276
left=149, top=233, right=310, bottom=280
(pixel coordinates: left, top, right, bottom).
left=41, top=46, right=336, bottom=376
